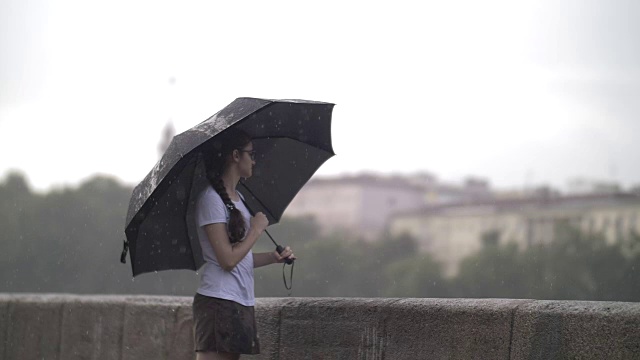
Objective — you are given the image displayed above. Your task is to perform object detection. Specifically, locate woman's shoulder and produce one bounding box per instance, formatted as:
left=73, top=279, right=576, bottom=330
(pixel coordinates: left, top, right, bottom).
left=198, top=186, right=225, bottom=205
left=195, top=186, right=229, bottom=225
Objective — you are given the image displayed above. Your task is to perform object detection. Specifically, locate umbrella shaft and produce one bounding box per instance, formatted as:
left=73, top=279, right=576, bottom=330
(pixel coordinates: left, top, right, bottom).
left=265, top=229, right=278, bottom=246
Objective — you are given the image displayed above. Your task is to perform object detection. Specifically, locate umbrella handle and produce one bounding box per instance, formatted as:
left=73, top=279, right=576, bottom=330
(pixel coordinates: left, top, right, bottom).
left=275, top=244, right=294, bottom=265
left=264, top=230, right=293, bottom=264
left=120, top=239, right=129, bottom=264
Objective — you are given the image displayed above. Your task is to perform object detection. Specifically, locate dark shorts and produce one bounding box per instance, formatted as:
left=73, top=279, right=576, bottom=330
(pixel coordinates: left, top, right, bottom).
left=192, top=293, right=260, bottom=354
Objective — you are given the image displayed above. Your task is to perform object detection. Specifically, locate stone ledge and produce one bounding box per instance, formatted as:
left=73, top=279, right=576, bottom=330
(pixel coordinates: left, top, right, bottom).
left=1, top=294, right=639, bottom=359
left=511, top=300, right=640, bottom=360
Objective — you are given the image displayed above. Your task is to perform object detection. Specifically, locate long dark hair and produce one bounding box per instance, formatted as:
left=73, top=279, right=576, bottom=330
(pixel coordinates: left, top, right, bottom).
left=202, top=128, right=252, bottom=243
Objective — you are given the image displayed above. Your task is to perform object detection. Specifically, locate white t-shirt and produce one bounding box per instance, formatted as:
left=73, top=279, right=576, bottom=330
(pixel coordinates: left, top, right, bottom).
left=195, top=186, right=255, bottom=306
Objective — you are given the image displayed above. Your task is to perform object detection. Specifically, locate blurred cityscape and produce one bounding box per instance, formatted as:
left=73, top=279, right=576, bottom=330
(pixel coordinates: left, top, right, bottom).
left=1, top=127, right=639, bottom=300
left=286, top=173, right=640, bottom=277
left=1, top=169, right=639, bottom=301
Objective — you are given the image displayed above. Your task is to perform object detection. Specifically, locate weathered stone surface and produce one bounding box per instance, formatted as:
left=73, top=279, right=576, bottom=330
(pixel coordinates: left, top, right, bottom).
left=0, top=294, right=11, bottom=360
left=254, top=298, right=285, bottom=360
left=511, top=300, right=640, bottom=360
left=4, top=294, right=65, bottom=360
left=277, top=298, right=398, bottom=360
left=166, top=304, right=195, bottom=360
left=385, top=298, right=530, bottom=360
left=121, top=296, right=193, bottom=360
left=59, top=297, right=125, bottom=360
left=2, top=295, right=640, bottom=360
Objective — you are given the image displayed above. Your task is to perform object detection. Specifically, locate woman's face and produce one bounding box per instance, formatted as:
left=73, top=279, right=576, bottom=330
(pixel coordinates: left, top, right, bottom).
left=236, top=142, right=256, bottom=178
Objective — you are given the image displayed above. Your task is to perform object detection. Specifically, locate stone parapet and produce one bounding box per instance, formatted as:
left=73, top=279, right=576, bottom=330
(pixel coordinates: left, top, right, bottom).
left=1, top=294, right=639, bottom=359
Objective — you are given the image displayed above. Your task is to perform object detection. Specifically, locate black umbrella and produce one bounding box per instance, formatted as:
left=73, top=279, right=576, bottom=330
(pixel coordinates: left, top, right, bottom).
left=122, top=97, right=335, bottom=277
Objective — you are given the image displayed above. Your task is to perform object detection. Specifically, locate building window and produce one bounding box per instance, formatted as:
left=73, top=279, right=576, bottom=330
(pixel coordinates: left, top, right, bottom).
left=481, top=230, right=500, bottom=247
left=602, top=217, right=610, bottom=232
left=615, top=215, right=624, bottom=241
left=570, top=216, right=582, bottom=227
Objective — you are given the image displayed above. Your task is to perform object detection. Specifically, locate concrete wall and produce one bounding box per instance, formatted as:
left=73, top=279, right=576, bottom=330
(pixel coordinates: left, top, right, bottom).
left=1, top=294, right=639, bottom=359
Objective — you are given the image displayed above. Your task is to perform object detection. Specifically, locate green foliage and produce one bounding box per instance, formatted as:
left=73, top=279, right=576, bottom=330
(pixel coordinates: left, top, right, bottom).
left=384, top=254, right=446, bottom=298
left=453, top=242, right=528, bottom=298
left=0, top=172, right=199, bottom=295
left=452, top=223, right=640, bottom=301
left=255, top=232, right=428, bottom=297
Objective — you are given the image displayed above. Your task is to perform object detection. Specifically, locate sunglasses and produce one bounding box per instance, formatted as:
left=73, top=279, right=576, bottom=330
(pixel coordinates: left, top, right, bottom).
left=238, top=149, right=256, bottom=161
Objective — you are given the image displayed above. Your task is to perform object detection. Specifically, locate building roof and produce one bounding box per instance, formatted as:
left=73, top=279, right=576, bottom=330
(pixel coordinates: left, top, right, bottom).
left=391, top=192, right=640, bottom=219
left=306, top=174, right=426, bottom=192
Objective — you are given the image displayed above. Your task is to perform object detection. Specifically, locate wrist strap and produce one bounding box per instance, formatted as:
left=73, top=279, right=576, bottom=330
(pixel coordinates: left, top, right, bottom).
left=283, top=262, right=294, bottom=294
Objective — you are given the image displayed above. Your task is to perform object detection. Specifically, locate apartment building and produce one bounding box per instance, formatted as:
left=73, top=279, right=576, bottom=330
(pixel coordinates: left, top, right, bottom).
left=389, top=192, right=640, bottom=277
left=284, top=175, right=426, bottom=240
left=284, top=173, right=496, bottom=241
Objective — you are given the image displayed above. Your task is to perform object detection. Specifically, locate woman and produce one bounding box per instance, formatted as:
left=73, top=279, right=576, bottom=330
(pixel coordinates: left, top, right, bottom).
left=193, top=128, right=295, bottom=360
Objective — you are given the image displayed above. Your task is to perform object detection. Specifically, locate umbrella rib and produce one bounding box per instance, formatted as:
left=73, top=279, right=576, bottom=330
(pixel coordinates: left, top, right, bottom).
left=250, top=135, right=335, bottom=155
left=238, top=182, right=278, bottom=220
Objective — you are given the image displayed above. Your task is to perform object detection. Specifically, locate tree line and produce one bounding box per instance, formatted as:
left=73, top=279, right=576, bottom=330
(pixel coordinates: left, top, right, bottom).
left=1, top=172, right=639, bottom=301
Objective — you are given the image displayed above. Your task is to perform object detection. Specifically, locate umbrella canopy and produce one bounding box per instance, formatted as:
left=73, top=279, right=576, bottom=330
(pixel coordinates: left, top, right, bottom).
left=123, top=97, right=335, bottom=276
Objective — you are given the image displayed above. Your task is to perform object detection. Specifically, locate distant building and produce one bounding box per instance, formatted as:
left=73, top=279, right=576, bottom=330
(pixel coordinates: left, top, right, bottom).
left=284, top=173, right=495, bottom=241
left=566, top=178, right=622, bottom=195
left=285, top=175, right=426, bottom=240
left=389, top=192, right=640, bottom=277
left=425, top=177, right=493, bottom=205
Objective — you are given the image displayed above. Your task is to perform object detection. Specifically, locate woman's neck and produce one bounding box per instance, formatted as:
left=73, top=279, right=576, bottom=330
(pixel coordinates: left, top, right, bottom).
left=221, top=171, right=240, bottom=200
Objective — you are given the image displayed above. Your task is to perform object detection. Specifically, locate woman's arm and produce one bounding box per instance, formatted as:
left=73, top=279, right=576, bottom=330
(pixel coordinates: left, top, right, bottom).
left=203, top=212, right=268, bottom=271
left=253, top=252, right=277, bottom=268
left=253, top=246, right=296, bottom=268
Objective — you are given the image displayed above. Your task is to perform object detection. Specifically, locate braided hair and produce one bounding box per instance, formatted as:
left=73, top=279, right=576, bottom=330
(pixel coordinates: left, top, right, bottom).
left=202, top=128, right=252, bottom=244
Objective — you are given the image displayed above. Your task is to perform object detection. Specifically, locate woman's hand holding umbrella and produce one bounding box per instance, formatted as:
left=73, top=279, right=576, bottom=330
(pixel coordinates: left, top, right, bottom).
left=249, top=212, right=295, bottom=264
left=250, top=212, right=269, bottom=233
left=274, top=243, right=295, bottom=292
left=273, top=246, right=296, bottom=264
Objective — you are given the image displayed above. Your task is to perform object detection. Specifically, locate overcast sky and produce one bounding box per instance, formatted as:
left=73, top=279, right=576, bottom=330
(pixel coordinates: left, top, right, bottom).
left=1, top=0, right=639, bottom=192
